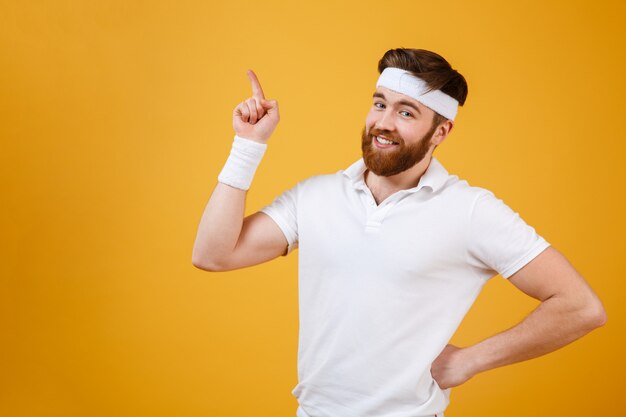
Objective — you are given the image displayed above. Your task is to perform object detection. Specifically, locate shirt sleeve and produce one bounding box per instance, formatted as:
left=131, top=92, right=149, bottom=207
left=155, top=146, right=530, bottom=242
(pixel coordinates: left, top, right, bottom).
left=467, top=190, right=551, bottom=279
left=259, top=182, right=299, bottom=256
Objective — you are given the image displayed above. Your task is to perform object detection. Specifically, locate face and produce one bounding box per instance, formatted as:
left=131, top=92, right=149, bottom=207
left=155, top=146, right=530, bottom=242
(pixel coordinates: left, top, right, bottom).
left=361, top=87, right=440, bottom=177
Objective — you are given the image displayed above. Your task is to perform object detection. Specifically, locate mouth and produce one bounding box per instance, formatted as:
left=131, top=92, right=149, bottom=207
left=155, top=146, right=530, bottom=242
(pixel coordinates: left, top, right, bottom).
left=372, top=135, right=400, bottom=148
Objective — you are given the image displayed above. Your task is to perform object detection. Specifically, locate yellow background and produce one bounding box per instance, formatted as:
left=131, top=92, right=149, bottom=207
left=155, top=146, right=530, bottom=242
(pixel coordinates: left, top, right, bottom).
left=1, top=1, right=624, bottom=416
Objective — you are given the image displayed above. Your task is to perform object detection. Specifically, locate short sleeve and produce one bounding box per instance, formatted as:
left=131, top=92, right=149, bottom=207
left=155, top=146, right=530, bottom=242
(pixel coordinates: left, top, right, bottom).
left=467, top=190, right=551, bottom=279
left=259, top=183, right=299, bottom=256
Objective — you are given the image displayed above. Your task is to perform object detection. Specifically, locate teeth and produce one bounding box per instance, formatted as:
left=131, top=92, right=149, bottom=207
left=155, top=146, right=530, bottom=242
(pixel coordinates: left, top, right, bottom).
left=376, top=136, right=396, bottom=145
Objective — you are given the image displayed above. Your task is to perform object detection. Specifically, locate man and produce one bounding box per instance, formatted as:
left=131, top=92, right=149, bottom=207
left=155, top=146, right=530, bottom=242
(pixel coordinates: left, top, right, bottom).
left=192, top=48, right=607, bottom=417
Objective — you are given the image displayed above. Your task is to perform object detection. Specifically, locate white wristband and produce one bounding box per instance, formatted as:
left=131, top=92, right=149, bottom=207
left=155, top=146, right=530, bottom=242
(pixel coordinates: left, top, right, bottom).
left=217, top=135, right=268, bottom=190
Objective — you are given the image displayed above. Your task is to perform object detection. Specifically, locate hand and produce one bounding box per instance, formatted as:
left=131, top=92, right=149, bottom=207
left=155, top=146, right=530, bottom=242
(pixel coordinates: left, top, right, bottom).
left=232, top=69, right=280, bottom=143
left=430, top=344, right=477, bottom=389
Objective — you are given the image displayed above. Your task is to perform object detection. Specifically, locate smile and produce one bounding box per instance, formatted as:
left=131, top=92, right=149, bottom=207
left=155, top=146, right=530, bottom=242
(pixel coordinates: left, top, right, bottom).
left=373, top=135, right=399, bottom=148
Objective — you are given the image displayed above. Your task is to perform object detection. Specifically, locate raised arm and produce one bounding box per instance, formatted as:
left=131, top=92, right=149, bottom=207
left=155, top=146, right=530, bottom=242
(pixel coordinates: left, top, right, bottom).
left=192, top=69, right=287, bottom=272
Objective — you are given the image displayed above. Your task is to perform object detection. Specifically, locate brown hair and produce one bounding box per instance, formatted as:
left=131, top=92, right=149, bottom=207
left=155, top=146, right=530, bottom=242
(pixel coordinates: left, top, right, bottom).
left=378, top=48, right=468, bottom=127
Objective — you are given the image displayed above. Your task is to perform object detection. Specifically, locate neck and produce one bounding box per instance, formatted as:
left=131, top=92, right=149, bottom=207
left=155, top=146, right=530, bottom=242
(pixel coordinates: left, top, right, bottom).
left=364, top=153, right=434, bottom=204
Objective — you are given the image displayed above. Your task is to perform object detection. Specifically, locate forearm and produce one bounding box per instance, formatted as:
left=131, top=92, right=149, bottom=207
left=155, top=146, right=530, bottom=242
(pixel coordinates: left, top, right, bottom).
left=462, top=295, right=604, bottom=375
left=192, top=182, right=247, bottom=269
left=192, top=135, right=268, bottom=269
left=192, top=69, right=278, bottom=270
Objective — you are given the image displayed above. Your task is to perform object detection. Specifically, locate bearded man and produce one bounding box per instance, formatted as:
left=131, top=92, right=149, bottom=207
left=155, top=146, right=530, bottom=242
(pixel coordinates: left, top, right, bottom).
left=192, top=48, right=607, bottom=417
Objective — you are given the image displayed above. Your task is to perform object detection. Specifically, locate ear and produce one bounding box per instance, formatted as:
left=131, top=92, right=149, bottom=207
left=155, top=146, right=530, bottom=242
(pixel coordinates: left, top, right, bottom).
left=431, top=120, right=454, bottom=146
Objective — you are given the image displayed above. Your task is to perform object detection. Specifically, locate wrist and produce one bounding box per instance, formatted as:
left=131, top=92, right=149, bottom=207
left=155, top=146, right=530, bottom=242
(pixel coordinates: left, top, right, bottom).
left=230, top=130, right=269, bottom=145
left=457, top=345, right=486, bottom=377
left=217, top=134, right=268, bottom=190
left=234, top=134, right=269, bottom=146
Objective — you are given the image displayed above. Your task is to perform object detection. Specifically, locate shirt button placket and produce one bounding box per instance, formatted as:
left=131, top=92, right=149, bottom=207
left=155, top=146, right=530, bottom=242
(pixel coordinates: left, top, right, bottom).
left=366, top=197, right=399, bottom=232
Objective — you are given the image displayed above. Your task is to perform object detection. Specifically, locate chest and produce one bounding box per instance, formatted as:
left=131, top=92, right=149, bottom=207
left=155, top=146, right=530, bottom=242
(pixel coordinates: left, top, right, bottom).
left=297, top=185, right=469, bottom=276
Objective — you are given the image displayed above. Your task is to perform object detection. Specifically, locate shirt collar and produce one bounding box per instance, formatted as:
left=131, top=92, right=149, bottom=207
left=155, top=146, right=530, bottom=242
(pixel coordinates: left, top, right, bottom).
left=341, top=156, right=450, bottom=193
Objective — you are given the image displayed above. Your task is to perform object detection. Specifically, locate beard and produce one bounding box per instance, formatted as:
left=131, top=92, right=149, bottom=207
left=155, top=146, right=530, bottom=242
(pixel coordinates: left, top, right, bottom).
left=361, top=121, right=438, bottom=177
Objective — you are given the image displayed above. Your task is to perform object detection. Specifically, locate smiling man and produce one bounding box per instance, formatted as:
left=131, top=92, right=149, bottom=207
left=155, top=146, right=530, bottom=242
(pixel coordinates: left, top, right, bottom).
left=192, top=48, right=607, bottom=417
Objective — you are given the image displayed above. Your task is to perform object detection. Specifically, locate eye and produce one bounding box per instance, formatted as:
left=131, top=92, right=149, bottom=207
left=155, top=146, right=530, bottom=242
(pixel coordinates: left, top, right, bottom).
left=400, top=110, right=413, bottom=117
left=374, top=102, right=385, bottom=109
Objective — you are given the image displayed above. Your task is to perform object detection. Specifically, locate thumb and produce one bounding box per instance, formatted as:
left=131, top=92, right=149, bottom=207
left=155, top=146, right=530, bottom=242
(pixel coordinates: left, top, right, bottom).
left=260, top=98, right=277, bottom=110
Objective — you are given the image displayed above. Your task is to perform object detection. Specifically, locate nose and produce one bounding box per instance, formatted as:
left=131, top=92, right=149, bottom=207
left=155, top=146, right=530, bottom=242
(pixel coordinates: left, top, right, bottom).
left=375, top=108, right=395, bottom=132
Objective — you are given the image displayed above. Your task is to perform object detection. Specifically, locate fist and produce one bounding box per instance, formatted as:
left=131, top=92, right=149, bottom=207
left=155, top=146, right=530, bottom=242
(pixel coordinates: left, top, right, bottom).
left=430, top=344, right=476, bottom=390
left=233, top=69, right=280, bottom=143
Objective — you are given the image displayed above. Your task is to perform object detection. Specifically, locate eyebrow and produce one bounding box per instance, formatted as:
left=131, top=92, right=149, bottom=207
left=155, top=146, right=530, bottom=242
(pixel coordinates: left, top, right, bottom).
left=373, top=91, right=422, bottom=115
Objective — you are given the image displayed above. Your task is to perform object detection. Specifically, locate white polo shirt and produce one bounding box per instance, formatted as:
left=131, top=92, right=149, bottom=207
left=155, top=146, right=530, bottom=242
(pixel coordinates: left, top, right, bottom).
left=259, top=156, right=550, bottom=417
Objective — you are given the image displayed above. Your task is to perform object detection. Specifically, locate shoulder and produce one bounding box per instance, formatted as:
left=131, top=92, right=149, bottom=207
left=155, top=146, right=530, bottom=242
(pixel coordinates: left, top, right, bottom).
left=295, top=169, right=347, bottom=190
left=274, top=171, right=344, bottom=204
left=439, top=175, right=495, bottom=209
left=425, top=157, right=492, bottom=203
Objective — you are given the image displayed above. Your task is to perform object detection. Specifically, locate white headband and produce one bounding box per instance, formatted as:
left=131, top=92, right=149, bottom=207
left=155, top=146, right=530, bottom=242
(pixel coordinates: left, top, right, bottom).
left=376, top=67, right=459, bottom=121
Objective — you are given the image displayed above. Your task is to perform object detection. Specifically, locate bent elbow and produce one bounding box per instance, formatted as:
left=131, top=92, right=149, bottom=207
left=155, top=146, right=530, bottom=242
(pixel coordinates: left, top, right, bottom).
left=583, top=299, right=608, bottom=329
left=192, top=244, right=223, bottom=272
left=591, top=305, right=608, bottom=328
left=192, top=259, right=225, bottom=272
left=192, top=253, right=226, bottom=272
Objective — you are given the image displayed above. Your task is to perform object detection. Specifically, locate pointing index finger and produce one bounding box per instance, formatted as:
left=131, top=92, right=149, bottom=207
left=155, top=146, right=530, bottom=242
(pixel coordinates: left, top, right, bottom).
left=247, top=69, right=265, bottom=100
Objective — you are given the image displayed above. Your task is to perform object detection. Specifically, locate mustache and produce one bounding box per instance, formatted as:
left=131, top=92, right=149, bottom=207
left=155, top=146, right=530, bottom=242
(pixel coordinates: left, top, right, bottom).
left=367, top=128, right=403, bottom=144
